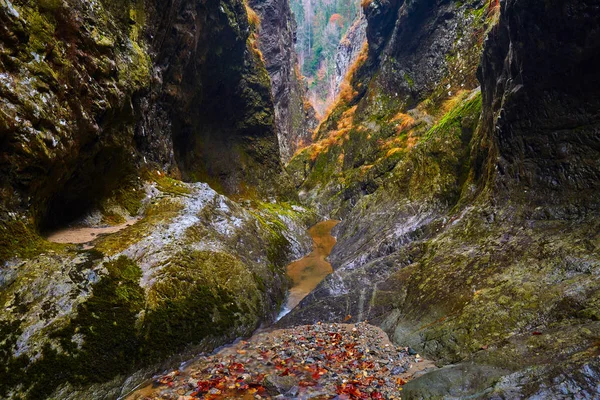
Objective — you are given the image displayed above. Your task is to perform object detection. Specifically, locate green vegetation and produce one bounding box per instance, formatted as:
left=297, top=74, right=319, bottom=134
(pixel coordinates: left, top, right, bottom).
left=0, top=218, right=66, bottom=262
left=425, top=91, right=482, bottom=139
left=0, top=255, right=144, bottom=399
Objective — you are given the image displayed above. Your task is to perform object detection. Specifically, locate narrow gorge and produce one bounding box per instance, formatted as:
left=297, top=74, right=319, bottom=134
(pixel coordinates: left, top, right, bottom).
left=1, top=0, right=599, bottom=399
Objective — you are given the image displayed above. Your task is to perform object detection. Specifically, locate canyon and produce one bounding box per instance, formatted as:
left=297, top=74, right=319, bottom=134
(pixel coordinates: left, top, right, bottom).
left=0, top=0, right=599, bottom=399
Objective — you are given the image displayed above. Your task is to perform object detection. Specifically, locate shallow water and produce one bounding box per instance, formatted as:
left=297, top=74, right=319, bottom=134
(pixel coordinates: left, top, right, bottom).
left=277, top=220, right=339, bottom=319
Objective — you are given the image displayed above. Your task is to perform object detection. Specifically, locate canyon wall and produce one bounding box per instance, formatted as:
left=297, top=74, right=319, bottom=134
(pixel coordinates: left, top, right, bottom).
left=284, top=0, right=600, bottom=397
left=0, top=0, right=313, bottom=398
left=250, top=0, right=317, bottom=162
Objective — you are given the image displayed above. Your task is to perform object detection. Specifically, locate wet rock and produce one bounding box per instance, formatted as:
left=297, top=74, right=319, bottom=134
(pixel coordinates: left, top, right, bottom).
left=391, top=366, right=405, bottom=375
left=265, top=375, right=299, bottom=394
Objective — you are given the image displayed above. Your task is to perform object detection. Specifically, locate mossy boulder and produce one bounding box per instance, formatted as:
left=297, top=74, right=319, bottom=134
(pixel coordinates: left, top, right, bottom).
left=0, top=179, right=314, bottom=398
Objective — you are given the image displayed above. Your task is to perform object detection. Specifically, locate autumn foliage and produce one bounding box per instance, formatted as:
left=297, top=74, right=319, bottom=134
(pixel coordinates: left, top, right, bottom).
left=329, top=13, right=344, bottom=27
left=245, top=1, right=261, bottom=28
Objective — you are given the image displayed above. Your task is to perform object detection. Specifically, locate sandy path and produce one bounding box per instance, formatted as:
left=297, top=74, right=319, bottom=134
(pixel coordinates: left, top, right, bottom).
left=45, top=217, right=140, bottom=245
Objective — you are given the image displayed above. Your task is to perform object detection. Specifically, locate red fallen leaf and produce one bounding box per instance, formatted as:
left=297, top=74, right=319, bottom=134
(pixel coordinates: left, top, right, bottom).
left=371, top=391, right=384, bottom=399
left=337, top=383, right=369, bottom=399
left=359, top=361, right=374, bottom=369
left=532, top=331, right=542, bottom=336
left=196, top=380, right=211, bottom=392
left=360, top=376, right=376, bottom=385
left=228, top=362, right=245, bottom=373
left=311, top=371, right=321, bottom=380
left=280, top=368, right=292, bottom=376
left=248, top=382, right=266, bottom=391
left=299, top=380, right=317, bottom=387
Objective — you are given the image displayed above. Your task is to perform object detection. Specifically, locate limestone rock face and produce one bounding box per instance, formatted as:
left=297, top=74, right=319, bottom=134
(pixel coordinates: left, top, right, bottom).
left=0, top=0, right=285, bottom=238
left=477, top=0, right=600, bottom=213
left=334, top=14, right=367, bottom=97
left=0, top=0, right=151, bottom=228
left=140, top=0, right=285, bottom=196
left=284, top=0, right=600, bottom=397
left=249, top=0, right=317, bottom=163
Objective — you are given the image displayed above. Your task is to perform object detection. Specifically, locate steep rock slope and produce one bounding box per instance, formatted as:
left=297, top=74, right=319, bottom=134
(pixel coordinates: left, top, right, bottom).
left=140, top=0, right=285, bottom=195
left=249, top=0, right=317, bottom=162
left=0, top=178, right=314, bottom=399
left=288, top=0, right=491, bottom=216
left=283, top=0, right=600, bottom=397
left=0, top=0, right=312, bottom=398
left=334, top=14, right=367, bottom=98
left=0, top=0, right=283, bottom=244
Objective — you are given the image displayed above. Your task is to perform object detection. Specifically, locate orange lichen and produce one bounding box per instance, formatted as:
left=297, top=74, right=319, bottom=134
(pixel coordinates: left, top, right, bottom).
left=391, top=112, right=416, bottom=134
left=308, top=107, right=356, bottom=161
left=245, top=2, right=261, bottom=28
left=313, top=41, right=369, bottom=140
left=439, top=90, right=468, bottom=116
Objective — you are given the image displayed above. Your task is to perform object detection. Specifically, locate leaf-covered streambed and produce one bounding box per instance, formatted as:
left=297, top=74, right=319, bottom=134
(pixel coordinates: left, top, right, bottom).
left=126, top=322, right=434, bottom=399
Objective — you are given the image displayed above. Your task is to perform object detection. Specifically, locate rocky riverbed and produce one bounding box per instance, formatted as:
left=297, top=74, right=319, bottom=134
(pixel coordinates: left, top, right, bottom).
left=126, top=322, right=434, bottom=399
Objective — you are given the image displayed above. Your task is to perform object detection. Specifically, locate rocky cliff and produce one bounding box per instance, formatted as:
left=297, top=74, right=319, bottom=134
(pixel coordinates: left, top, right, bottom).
left=249, top=0, right=317, bottom=162
left=284, top=0, right=600, bottom=397
left=140, top=0, right=286, bottom=194
left=0, top=0, right=284, bottom=240
left=334, top=14, right=367, bottom=98
left=0, top=0, right=315, bottom=398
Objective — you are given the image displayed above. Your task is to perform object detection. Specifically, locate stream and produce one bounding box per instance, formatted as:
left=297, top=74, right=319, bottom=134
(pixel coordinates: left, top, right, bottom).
left=276, top=219, right=339, bottom=320
left=122, top=220, right=341, bottom=399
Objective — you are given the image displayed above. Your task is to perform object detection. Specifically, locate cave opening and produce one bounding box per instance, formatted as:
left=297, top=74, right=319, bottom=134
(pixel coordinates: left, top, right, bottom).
left=38, top=146, right=137, bottom=232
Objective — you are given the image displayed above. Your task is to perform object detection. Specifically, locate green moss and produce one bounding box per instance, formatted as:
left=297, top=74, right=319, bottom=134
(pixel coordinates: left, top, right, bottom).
left=154, top=175, right=192, bottom=196
left=0, top=218, right=66, bottom=263
left=24, top=10, right=56, bottom=54
left=142, top=250, right=263, bottom=359
left=0, top=256, right=144, bottom=399
left=403, top=72, right=415, bottom=89
left=95, top=198, right=183, bottom=255
left=425, top=91, right=482, bottom=139
left=247, top=203, right=297, bottom=269
left=112, top=184, right=146, bottom=216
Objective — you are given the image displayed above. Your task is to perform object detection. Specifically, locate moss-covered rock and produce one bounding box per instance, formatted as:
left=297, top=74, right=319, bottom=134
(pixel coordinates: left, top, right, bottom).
left=0, top=177, right=314, bottom=398
left=281, top=0, right=600, bottom=397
